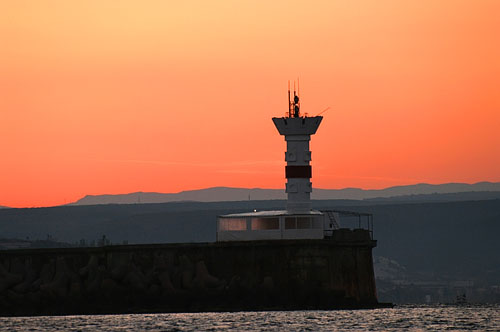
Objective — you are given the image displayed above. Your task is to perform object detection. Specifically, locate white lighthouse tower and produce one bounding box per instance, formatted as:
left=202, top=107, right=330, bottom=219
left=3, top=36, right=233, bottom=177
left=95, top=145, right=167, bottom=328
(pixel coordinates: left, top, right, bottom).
left=272, top=85, right=322, bottom=213
left=216, top=83, right=337, bottom=242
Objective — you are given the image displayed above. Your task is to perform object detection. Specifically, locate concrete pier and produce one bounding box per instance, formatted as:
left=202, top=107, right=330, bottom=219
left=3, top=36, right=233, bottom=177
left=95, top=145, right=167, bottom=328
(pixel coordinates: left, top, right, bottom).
left=0, top=230, right=379, bottom=316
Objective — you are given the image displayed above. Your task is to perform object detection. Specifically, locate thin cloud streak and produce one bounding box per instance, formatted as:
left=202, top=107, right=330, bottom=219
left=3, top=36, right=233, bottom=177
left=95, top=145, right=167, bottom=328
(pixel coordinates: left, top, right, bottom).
left=92, top=158, right=283, bottom=168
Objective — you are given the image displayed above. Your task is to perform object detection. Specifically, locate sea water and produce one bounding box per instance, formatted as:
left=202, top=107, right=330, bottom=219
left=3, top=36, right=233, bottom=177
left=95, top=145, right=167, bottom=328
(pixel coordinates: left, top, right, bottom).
left=0, top=305, right=498, bottom=331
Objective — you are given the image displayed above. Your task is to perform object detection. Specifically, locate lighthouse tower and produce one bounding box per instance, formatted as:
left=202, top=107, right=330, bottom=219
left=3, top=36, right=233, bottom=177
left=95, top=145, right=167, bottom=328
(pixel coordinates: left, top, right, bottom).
left=216, top=83, right=335, bottom=242
left=272, top=86, right=322, bottom=213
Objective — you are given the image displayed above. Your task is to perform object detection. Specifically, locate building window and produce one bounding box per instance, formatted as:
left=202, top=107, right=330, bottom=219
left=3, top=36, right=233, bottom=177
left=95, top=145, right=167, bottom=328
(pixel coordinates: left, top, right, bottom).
left=297, top=217, right=311, bottom=229
left=219, top=218, right=247, bottom=231
left=251, top=217, right=279, bottom=230
left=286, top=216, right=316, bottom=229
left=285, top=217, right=296, bottom=229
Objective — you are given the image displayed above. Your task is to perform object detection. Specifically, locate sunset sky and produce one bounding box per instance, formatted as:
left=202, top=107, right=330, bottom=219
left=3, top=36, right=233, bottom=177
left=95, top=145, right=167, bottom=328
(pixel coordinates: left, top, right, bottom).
left=1, top=1, right=499, bottom=208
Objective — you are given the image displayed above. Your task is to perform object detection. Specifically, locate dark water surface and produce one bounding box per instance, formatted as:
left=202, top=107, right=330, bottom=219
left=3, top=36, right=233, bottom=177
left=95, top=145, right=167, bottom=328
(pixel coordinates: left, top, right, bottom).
left=0, top=305, right=498, bottom=331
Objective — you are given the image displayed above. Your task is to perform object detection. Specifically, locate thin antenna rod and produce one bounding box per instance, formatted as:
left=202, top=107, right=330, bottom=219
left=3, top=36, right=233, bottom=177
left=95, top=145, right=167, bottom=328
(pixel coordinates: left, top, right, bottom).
left=317, top=106, right=330, bottom=116
left=288, top=81, right=291, bottom=117
left=297, top=78, right=300, bottom=117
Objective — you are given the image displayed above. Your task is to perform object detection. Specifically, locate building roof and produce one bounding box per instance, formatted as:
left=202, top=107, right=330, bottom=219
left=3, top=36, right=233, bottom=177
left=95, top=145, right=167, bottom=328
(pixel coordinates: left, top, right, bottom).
left=219, top=209, right=324, bottom=218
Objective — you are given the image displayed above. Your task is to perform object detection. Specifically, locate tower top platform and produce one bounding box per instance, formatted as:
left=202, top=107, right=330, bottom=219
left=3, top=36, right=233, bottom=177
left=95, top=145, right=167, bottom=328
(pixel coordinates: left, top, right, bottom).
left=272, top=116, right=323, bottom=136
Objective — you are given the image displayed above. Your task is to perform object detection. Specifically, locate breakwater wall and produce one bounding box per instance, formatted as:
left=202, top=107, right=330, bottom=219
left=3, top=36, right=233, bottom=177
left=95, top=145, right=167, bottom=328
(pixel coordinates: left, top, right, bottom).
left=0, top=229, right=378, bottom=316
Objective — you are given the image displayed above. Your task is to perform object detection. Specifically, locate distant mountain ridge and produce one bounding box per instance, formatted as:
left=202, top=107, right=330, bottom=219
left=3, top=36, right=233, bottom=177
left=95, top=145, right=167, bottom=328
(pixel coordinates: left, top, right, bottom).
left=70, top=182, right=500, bottom=206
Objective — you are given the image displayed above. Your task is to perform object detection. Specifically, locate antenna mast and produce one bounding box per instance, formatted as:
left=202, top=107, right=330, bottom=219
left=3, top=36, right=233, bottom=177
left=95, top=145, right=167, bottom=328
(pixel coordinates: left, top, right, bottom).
left=288, top=81, right=292, bottom=117
left=287, top=79, right=302, bottom=118
left=293, top=80, right=300, bottom=118
left=297, top=77, right=300, bottom=100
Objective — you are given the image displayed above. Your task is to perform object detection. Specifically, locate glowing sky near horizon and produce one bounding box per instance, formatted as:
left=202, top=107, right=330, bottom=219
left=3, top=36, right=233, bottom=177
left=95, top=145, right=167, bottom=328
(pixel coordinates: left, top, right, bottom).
left=1, top=0, right=499, bottom=208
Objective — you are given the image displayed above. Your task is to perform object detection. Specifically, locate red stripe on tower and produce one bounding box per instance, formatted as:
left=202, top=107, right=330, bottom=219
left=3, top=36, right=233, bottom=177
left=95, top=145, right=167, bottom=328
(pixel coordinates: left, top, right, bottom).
left=285, top=165, right=312, bottom=178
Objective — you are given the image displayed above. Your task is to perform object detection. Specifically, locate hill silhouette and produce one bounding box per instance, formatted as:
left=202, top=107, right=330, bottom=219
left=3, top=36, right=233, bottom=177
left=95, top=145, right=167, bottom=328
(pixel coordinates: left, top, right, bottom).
left=71, top=182, right=500, bottom=206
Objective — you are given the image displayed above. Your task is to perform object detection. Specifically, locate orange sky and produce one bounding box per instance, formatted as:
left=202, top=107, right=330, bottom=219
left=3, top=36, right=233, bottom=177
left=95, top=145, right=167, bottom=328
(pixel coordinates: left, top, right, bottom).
left=1, top=0, right=499, bottom=208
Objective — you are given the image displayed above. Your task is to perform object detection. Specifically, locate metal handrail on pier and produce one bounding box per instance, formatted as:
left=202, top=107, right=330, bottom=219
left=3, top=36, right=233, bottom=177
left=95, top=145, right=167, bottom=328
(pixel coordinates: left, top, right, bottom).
left=321, top=209, right=374, bottom=240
